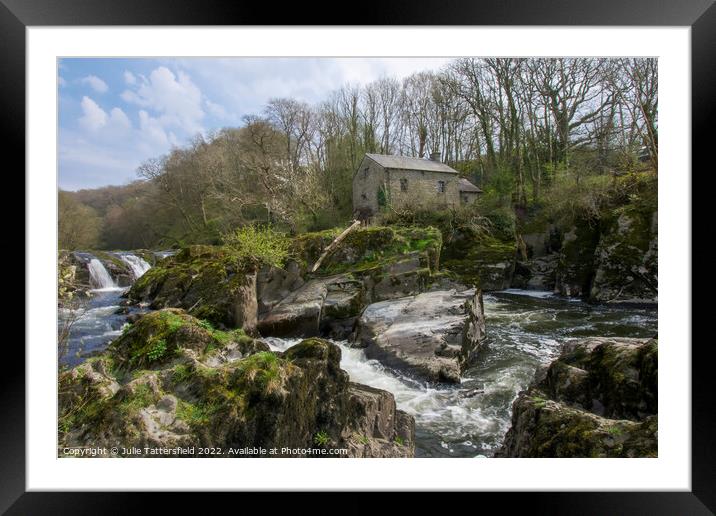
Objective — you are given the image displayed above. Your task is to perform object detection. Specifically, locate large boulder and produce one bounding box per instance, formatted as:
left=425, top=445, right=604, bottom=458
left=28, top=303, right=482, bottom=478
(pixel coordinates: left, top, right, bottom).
left=127, top=245, right=258, bottom=332
left=353, top=289, right=486, bottom=383
left=257, top=274, right=364, bottom=338
left=257, top=261, right=306, bottom=315
left=59, top=311, right=415, bottom=458
left=498, top=337, right=657, bottom=458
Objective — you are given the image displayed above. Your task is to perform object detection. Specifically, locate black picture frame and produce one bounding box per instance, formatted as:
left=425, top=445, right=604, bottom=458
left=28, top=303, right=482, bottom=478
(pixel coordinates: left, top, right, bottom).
left=6, top=0, right=713, bottom=511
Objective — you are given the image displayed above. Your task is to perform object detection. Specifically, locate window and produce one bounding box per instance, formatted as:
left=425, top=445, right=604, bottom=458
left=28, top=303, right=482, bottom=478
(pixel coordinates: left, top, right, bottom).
left=400, top=178, right=408, bottom=192
left=437, top=180, right=446, bottom=193
left=361, top=193, right=367, bottom=200
left=363, top=168, right=369, bottom=179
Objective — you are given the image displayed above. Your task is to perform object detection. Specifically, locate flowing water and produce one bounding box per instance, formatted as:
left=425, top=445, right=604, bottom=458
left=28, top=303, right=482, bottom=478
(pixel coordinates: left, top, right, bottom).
left=267, top=290, right=657, bottom=458
left=58, top=254, right=657, bottom=456
left=118, top=253, right=151, bottom=280
left=58, top=253, right=149, bottom=368
left=87, top=258, right=117, bottom=290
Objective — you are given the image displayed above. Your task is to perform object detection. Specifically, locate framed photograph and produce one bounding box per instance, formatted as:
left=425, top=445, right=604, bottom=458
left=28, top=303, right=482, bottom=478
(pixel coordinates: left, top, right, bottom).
left=9, top=0, right=713, bottom=510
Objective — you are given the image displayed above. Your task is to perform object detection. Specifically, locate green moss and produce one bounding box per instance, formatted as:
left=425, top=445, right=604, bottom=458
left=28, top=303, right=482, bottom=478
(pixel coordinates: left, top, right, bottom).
left=355, top=434, right=370, bottom=445
left=176, top=399, right=217, bottom=427
left=92, top=250, right=130, bottom=271
left=292, top=226, right=442, bottom=276
left=171, top=363, right=193, bottom=384
left=117, top=383, right=156, bottom=416
left=127, top=245, right=254, bottom=327
left=283, top=338, right=334, bottom=361
left=607, top=425, right=623, bottom=436
left=442, top=231, right=516, bottom=288
left=109, top=309, right=255, bottom=371
left=232, top=352, right=287, bottom=396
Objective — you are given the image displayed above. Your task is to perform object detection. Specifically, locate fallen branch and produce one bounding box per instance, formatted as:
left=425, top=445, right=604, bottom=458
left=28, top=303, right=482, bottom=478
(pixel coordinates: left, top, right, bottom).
left=311, top=220, right=361, bottom=273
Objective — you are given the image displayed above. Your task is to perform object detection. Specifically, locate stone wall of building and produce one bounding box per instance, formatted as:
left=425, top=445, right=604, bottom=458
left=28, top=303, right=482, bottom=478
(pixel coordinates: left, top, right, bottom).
left=352, top=156, right=388, bottom=218
left=386, top=168, right=460, bottom=210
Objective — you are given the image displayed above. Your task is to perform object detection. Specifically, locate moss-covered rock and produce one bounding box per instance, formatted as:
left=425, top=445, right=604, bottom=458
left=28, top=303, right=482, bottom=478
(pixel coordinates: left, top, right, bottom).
left=107, top=308, right=262, bottom=372
left=500, top=395, right=657, bottom=458
left=498, top=337, right=657, bottom=458
left=59, top=329, right=415, bottom=458
left=441, top=228, right=517, bottom=291
left=58, top=251, right=92, bottom=301
left=554, top=219, right=601, bottom=298
left=589, top=203, right=657, bottom=304
left=292, top=225, right=442, bottom=276
left=127, top=245, right=257, bottom=330
left=255, top=227, right=443, bottom=339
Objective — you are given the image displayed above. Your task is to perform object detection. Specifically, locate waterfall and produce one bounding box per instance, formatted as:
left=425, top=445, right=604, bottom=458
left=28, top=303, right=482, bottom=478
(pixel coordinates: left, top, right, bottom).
left=119, top=254, right=151, bottom=280
left=88, top=258, right=117, bottom=290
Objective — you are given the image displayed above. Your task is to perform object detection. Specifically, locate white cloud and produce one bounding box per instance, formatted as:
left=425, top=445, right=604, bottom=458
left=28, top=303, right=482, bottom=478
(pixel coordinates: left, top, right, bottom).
left=79, top=96, right=108, bottom=131
left=80, top=75, right=109, bottom=93
left=61, top=57, right=456, bottom=190
left=122, top=66, right=204, bottom=134
left=205, top=99, right=228, bottom=119
left=138, top=110, right=170, bottom=147
left=58, top=76, right=67, bottom=87
left=78, top=96, right=131, bottom=135
left=109, top=107, right=131, bottom=130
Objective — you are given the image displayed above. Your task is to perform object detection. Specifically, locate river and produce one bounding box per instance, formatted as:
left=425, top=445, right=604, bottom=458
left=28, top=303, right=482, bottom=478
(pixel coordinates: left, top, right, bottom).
left=58, top=259, right=657, bottom=457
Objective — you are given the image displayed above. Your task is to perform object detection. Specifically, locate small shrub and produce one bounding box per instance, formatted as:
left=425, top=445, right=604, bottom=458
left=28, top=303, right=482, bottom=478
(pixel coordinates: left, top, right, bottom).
left=198, top=319, right=214, bottom=331
left=146, top=339, right=167, bottom=362
left=356, top=434, right=370, bottom=445
left=313, top=430, right=330, bottom=447
left=172, top=363, right=193, bottom=384
left=222, top=225, right=290, bottom=268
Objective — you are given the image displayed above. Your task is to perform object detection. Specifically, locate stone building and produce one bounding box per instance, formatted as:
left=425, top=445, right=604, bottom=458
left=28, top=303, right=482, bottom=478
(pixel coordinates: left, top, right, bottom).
left=352, top=152, right=481, bottom=220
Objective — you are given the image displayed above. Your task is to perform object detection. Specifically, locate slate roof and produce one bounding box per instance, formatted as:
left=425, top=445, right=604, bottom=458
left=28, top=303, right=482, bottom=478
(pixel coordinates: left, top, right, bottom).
left=458, top=178, right=482, bottom=193
left=365, top=153, right=459, bottom=174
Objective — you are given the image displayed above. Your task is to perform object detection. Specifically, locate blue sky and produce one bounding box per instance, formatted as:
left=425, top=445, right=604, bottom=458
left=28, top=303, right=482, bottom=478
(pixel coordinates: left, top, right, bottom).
left=58, top=57, right=453, bottom=191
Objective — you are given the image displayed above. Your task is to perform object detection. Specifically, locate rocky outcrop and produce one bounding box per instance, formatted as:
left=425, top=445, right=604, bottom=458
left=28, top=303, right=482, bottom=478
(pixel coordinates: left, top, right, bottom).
left=589, top=208, right=657, bottom=304
left=254, top=226, right=443, bottom=338
left=441, top=229, right=517, bottom=291
left=58, top=251, right=92, bottom=300
left=59, top=309, right=415, bottom=458
left=353, top=289, right=486, bottom=383
left=127, top=245, right=258, bottom=332
left=291, top=225, right=442, bottom=277
left=554, top=220, right=601, bottom=298
left=511, top=255, right=559, bottom=291
left=499, top=337, right=657, bottom=458
left=129, top=227, right=443, bottom=338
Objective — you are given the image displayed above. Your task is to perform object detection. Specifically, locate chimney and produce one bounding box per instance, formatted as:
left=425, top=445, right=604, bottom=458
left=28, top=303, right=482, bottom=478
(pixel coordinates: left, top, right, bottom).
left=429, top=151, right=441, bottom=162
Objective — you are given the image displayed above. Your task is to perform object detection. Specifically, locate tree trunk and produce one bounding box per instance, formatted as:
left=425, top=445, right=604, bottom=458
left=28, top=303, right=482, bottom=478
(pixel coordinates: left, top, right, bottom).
left=310, top=220, right=361, bottom=273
